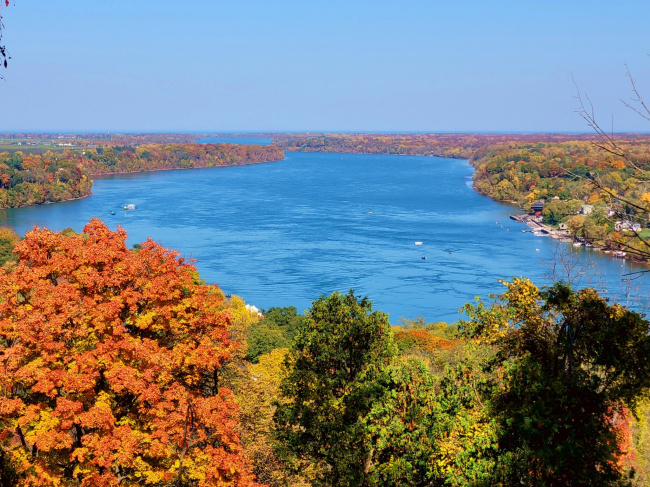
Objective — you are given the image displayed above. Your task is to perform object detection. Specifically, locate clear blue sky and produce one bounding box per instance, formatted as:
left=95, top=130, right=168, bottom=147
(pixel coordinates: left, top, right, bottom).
left=1, top=0, right=650, bottom=132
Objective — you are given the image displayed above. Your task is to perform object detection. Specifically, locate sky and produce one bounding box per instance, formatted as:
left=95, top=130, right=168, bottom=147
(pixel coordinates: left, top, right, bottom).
left=1, top=0, right=650, bottom=132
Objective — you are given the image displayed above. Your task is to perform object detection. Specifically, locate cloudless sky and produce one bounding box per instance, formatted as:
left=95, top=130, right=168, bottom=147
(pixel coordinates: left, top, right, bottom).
left=1, top=0, right=650, bottom=132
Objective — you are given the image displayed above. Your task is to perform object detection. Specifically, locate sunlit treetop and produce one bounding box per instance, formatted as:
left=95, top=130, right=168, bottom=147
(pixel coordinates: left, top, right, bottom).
left=0, top=219, right=261, bottom=487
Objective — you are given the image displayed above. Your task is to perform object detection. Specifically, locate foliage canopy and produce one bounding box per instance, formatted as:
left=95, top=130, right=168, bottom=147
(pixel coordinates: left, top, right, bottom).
left=0, top=219, right=259, bottom=487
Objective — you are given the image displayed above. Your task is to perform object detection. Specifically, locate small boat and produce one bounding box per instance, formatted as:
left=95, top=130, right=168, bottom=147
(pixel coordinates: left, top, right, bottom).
left=414, top=241, right=423, bottom=246
left=123, top=204, right=136, bottom=210
left=110, top=211, right=116, bottom=215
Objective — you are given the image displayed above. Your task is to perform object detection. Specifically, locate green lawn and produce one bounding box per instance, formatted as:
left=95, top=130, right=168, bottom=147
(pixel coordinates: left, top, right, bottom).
left=0, top=143, right=79, bottom=154
left=637, top=228, right=650, bottom=240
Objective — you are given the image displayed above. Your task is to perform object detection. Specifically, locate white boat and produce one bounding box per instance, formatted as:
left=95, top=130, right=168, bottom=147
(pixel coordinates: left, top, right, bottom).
left=123, top=204, right=136, bottom=210
left=414, top=241, right=423, bottom=245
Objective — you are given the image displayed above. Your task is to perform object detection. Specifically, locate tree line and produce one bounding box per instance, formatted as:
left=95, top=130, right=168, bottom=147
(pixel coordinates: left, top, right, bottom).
left=83, top=143, right=283, bottom=175
left=0, top=151, right=92, bottom=208
left=0, top=143, right=284, bottom=209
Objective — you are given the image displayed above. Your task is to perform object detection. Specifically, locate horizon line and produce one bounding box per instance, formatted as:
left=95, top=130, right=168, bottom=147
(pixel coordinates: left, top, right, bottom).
left=2, top=130, right=650, bottom=135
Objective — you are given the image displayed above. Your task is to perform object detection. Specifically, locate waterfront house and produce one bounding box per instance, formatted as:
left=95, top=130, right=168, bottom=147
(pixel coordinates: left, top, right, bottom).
left=531, top=200, right=545, bottom=216
left=580, top=204, right=594, bottom=215
left=615, top=220, right=641, bottom=232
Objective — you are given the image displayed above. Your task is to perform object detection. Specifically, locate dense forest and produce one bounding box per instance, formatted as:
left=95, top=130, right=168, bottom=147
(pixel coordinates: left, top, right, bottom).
left=0, top=143, right=283, bottom=209
left=0, top=151, right=92, bottom=208
left=270, top=132, right=620, bottom=158
left=0, top=222, right=648, bottom=486
left=82, top=143, right=284, bottom=175
left=469, top=138, right=650, bottom=259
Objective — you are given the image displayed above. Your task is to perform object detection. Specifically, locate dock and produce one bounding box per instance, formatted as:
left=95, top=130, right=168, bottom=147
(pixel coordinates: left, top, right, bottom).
left=510, top=214, right=571, bottom=240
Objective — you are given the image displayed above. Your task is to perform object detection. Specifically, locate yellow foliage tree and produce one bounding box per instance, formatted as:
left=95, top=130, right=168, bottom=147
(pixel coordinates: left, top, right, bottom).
left=222, top=295, right=262, bottom=391
left=235, top=349, right=313, bottom=487
left=633, top=397, right=650, bottom=486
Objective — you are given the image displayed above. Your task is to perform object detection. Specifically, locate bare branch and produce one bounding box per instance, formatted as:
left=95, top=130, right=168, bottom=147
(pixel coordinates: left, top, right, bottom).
left=574, top=75, right=650, bottom=180
left=622, top=64, right=650, bottom=122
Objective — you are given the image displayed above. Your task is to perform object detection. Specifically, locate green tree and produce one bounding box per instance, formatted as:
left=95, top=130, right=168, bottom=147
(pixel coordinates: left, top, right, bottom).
left=246, top=320, right=289, bottom=363
left=274, top=291, right=396, bottom=487
left=363, top=358, right=439, bottom=486
left=432, top=357, right=499, bottom=487
left=245, top=306, right=307, bottom=363
left=462, top=278, right=650, bottom=486
left=262, top=306, right=305, bottom=342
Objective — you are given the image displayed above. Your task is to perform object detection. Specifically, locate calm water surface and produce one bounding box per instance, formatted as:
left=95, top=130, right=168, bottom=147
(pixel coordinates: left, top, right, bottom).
left=1, top=152, right=648, bottom=322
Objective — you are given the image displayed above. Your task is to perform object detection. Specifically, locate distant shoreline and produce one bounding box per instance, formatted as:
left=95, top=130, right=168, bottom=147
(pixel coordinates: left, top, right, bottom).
left=88, top=157, right=284, bottom=178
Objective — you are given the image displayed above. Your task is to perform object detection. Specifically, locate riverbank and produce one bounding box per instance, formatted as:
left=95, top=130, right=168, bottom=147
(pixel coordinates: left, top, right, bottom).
left=509, top=213, right=645, bottom=264
left=0, top=143, right=285, bottom=211
left=89, top=156, right=285, bottom=177
left=510, top=214, right=573, bottom=241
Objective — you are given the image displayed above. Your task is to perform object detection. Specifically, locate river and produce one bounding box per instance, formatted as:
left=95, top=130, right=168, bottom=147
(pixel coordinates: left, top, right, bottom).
left=1, top=151, right=647, bottom=322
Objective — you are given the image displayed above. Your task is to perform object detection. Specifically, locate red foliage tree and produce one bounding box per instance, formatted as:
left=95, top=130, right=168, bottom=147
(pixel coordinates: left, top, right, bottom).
left=0, top=219, right=261, bottom=486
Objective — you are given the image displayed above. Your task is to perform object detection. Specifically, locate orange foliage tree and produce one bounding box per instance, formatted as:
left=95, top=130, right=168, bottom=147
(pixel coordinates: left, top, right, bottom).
left=392, top=329, right=455, bottom=354
left=0, top=219, right=261, bottom=487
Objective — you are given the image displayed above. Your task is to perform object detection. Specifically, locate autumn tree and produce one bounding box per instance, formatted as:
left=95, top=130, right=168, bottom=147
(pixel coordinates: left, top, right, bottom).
left=0, top=226, right=18, bottom=267
left=361, top=358, right=438, bottom=486
left=0, top=219, right=260, bottom=487
left=275, top=291, right=501, bottom=487
left=235, top=348, right=313, bottom=487
left=220, top=295, right=261, bottom=392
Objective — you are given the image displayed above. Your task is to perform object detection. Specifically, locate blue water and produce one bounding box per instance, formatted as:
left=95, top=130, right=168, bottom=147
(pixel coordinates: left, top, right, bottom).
left=1, top=152, right=647, bottom=322
left=197, top=137, right=272, bottom=145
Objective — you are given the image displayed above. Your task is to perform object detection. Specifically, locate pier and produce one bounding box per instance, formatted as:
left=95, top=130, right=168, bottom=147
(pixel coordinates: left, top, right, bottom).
left=510, top=214, right=572, bottom=240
